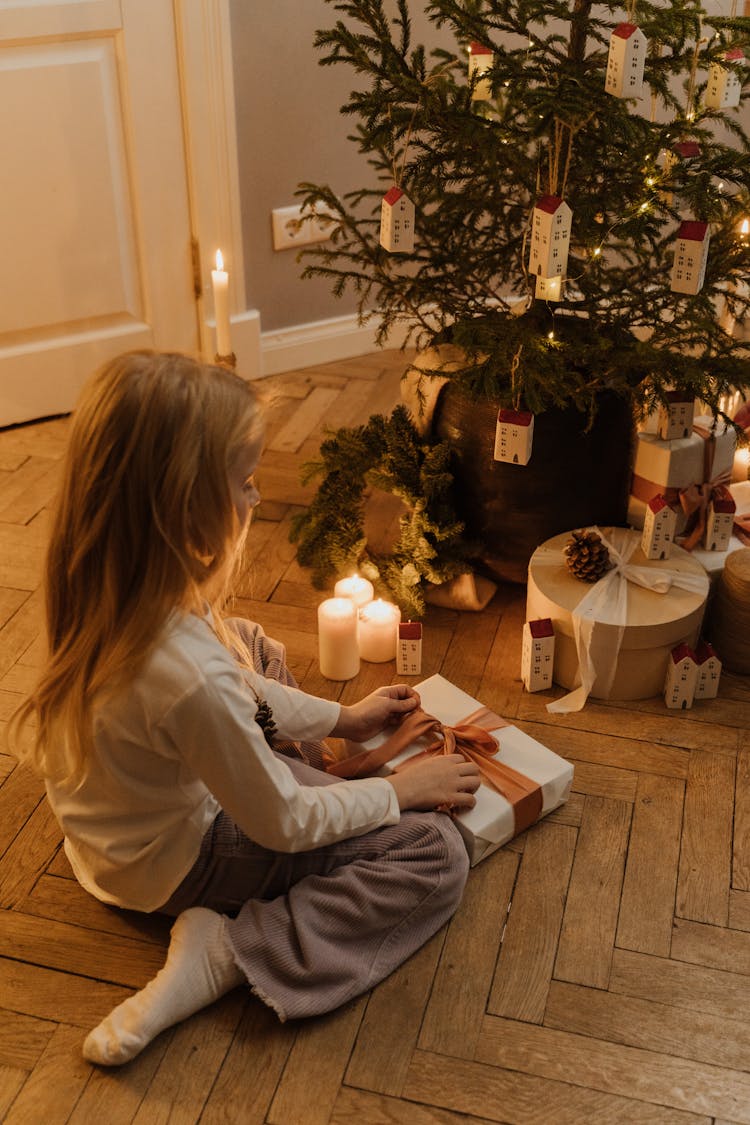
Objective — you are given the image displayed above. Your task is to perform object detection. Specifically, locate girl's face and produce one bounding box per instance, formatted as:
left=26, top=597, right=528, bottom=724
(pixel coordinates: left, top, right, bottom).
left=228, top=434, right=262, bottom=532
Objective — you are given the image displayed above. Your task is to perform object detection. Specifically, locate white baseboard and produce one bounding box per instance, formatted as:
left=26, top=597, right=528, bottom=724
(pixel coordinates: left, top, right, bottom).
left=259, top=312, right=409, bottom=377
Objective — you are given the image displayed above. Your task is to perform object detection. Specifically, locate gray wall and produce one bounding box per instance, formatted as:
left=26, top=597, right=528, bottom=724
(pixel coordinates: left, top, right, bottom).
left=230, top=2, right=366, bottom=332
left=229, top=1, right=443, bottom=333
left=229, top=3, right=749, bottom=334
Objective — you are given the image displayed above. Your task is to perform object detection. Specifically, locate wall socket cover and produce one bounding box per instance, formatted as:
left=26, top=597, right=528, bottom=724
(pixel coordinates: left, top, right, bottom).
left=271, top=204, right=332, bottom=251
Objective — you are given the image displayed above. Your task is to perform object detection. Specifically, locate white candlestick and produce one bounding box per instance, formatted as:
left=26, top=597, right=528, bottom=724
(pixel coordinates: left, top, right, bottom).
left=318, top=598, right=360, bottom=680
left=334, top=573, right=374, bottom=609
left=358, top=599, right=401, bottom=663
left=211, top=249, right=232, bottom=357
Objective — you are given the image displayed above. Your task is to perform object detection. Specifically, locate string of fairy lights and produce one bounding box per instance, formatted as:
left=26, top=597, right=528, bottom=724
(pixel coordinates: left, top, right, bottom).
left=377, top=7, right=748, bottom=347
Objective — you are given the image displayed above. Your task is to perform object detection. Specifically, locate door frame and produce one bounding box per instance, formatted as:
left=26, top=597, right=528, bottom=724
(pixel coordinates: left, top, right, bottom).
left=175, top=0, right=261, bottom=377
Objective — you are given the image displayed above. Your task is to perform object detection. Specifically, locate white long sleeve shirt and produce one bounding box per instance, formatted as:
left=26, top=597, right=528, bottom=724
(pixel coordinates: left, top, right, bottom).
left=45, top=612, right=400, bottom=912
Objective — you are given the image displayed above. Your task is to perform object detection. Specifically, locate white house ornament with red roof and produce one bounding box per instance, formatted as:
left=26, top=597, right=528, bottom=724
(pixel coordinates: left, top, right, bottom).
left=396, top=621, right=423, bottom=677
left=642, top=495, right=677, bottom=559
left=529, top=195, right=572, bottom=283
left=663, top=140, right=702, bottom=178
left=380, top=187, right=415, bottom=253
left=494, top=408, right=534, bottom=465
left=468, top=42, right=494, bottom=101
left=694, top=640, right=722, bottom=700
left=705, top=485, right=736, bottom=551
left=664, top=643, right=698, bottom=709
left=521, top=618, right=555, bottom=692
left=705, top=48, right=744, bottom=110
left=656, top=389, right=694, bottom=441
left=670, top=220, right=710, bottom=295
left=605, top=23, right=647, bottom=99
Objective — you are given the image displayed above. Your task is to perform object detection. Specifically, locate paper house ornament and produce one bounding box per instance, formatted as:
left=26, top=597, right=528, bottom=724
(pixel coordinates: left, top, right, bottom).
left=396, top=621, right=423, bottom=676
left=657, top=390, right=694, bottom=441
left=705, top=49, right=744, bottom=110
left=663, top=140, right=702, bottom=178
left=671, top=220, right=710, bottom=295
left=664, top=643, right=698, bottom=709
left=529, top=195, right=572, bottom=280
left=705, top=486, right=736, bottom=551
left=534, top=273, right=564, bottom=302
left=605, top=23, right=647, bottom=99
left=694, top=640, right=721, bottom=699
left=380, top=187, right=415, bottom=253
left=642, top=495, right=677, bottom=559
left=521, top=618, right=555, bottom=692
left=468, top=42, right=494, bottom=101
left=494, top=408, right=534, bottom=465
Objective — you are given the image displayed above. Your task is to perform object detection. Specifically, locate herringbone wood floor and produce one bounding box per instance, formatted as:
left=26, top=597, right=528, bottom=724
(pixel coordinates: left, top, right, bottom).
left=1, top=349, right=750, bottom=1124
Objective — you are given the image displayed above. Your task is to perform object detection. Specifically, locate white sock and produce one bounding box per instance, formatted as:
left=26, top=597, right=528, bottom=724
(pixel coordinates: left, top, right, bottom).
left=83, top=907, right=244, bottom=1066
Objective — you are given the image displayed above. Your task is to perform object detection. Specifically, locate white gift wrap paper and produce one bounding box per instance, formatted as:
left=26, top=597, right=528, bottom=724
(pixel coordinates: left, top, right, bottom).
left=634, top=431, right=705, bottom=489
left=365, top=674, right=574, bottom=866
left=527, top=528, right=709, bottom=712
left=633, top=418, right=736, bottom=492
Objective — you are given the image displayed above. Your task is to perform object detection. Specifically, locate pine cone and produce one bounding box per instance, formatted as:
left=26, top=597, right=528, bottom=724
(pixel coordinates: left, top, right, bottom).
left=563, top=529, right=611, bottom=583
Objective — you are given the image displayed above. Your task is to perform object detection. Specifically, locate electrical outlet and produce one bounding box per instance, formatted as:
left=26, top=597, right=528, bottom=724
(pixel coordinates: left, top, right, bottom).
left=271, top=204, right=333, bottom=251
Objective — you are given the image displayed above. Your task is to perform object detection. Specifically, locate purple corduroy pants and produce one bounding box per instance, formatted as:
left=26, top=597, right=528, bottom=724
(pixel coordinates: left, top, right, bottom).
left=159, top=619, right=469, bottom=1022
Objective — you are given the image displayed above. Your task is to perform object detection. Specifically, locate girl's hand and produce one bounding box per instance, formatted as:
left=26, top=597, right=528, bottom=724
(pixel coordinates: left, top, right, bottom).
left=332, top=685, right=420, bottom=742
left=387, top=754, right=482, bottom=812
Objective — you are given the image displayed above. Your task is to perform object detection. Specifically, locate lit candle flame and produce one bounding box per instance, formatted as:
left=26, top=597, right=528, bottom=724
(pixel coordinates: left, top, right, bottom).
left=741, top=219, right=749, bottom=240
left=215, top=249, right=225, bottom=272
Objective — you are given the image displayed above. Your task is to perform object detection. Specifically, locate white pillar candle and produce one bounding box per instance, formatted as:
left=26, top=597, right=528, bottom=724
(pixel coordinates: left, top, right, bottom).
left=318, top=598, right=360, bottom=680
left=334, top=573, right=374, bottom=609
left=358, top=599, right=401, bottom=663
left=211, top=249, right=232, bottom=357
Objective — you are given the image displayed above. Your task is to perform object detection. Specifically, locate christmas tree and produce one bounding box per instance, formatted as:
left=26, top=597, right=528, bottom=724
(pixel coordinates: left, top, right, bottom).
left=298, top=0, right=750, bottom=418
left=292, top=0, right=750, bottom=608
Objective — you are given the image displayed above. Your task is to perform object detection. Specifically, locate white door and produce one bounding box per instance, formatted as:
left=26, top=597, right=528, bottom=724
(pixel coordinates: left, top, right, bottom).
left=0, top=0, right=199, bottom=426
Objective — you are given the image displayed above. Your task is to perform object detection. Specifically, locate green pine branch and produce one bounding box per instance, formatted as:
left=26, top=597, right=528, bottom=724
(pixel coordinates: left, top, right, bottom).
left=295, top=0, right=750, bottom=416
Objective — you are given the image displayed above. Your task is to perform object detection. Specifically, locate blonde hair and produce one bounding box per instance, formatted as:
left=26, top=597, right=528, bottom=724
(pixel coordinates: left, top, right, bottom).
left=10, top=351, right=263, bottom=786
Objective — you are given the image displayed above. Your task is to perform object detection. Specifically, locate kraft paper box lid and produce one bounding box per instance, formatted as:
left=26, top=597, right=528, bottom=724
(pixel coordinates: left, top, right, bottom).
left=365, top=674, right=574, bottom=865
left=527, top=529, right=708, bottom=652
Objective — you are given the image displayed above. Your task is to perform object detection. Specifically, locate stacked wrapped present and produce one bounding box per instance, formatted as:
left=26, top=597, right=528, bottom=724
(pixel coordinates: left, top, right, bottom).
left=628, top=392, right=744, bottom=580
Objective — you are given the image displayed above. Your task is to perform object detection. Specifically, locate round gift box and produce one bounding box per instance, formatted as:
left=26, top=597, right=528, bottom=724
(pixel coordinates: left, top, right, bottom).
left=526, top=529, right=709, bottom=701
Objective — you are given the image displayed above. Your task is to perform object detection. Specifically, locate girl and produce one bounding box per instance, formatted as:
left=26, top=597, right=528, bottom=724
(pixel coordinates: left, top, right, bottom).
left=11, top=351, right=480, bottom=1066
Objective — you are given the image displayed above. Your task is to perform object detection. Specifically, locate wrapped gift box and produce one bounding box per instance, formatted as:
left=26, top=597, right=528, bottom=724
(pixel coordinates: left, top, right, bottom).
left=630, top=418, right=736, bottom=518
left=731, top=479, right=750, bottom=529
left=367, top=674, right=574, bottom=866
left=690, top=535, right=745, bottom=586
left=527, top=528, right=709, bottom=701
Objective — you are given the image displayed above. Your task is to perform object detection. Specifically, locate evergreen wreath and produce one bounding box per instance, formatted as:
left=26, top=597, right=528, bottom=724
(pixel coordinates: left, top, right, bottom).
left=290, top=405, right=473, bottom=618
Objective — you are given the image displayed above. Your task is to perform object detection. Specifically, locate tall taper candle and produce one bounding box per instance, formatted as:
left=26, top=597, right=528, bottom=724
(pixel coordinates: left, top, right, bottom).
left=318, top=597, right=360, bottom=680
left=211, top=249, right=232, bottom=357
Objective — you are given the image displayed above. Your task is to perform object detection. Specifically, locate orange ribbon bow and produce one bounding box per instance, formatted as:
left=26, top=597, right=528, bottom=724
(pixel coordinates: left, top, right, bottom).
left=324, top=705, right=543, bottom=835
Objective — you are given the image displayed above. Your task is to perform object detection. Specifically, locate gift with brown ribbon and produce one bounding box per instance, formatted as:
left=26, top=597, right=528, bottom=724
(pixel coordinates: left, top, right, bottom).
left=325, top=698, right=544, bottom=839
left=629, top=420, right=737, bottom=546
left=677, top=423, right=733, bottom=551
